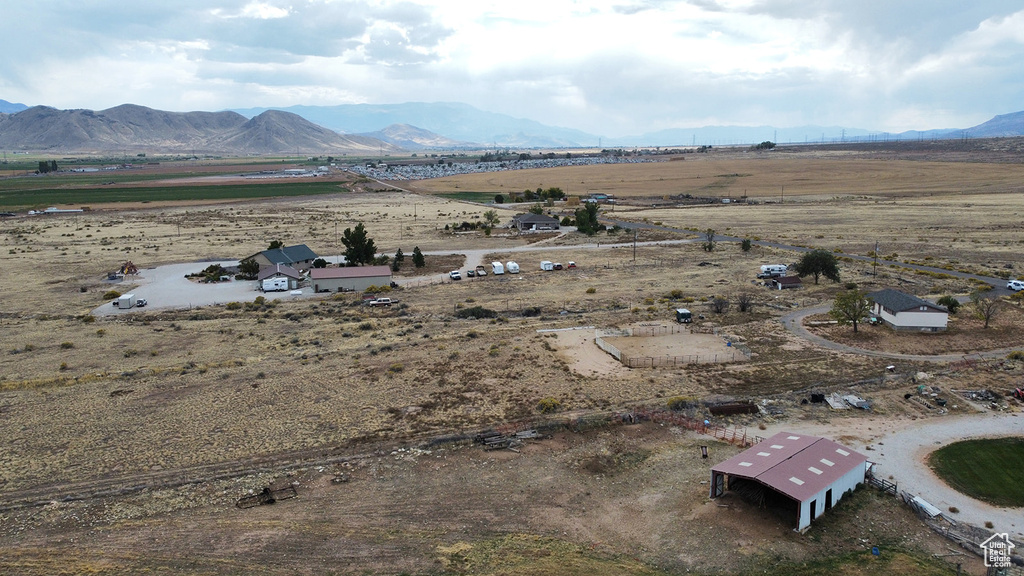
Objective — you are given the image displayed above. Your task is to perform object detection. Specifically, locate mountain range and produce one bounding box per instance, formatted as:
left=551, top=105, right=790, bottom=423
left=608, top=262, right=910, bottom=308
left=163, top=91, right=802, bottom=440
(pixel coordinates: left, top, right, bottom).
left=2, top=98, right=1024, bottom=153
left=0, top=104, right=400, bottom=155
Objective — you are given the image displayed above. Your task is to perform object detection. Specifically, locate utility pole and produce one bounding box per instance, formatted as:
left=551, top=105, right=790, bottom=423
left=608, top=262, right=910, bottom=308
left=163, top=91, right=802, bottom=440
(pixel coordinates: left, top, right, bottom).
left=633, top=228, right=637, bottom=263
left=873, top=241, right=878, bottom=276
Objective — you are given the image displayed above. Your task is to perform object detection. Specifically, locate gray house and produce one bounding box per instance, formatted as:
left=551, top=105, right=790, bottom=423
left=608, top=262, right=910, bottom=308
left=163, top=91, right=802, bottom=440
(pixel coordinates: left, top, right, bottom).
left=867, top=289, right=948, bottom=332
left=246, top=244, right=318, bottom=270
left=511, top=213, right=560, bottom=231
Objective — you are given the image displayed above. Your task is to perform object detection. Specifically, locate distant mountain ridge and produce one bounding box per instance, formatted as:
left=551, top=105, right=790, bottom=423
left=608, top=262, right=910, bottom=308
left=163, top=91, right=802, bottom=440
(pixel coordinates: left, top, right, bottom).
left=0, top=104, right=399, bottom=155
left=233, top=102, right=598, bottom=148
left=234, top=102, right=1024, bottom=148
left=3, top=99, right=1024, bottom=151
left=0, top=99, right=28, bottom=114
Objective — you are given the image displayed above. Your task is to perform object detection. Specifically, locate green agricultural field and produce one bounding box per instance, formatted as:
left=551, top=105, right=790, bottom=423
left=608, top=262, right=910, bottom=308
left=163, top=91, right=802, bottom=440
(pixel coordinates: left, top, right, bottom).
left=0, top=180, right=349, bottom=209
left=928, top=437, right=1024, bottom=507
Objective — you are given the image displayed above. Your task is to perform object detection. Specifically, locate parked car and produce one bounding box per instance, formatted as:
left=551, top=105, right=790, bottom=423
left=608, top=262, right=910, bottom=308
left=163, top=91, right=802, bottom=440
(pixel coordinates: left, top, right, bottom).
left=1008, top=280, right=1024, bottom=291
left=567, top=261, right=576, bottom=269
left=553, top=263, right=564, bottom=270
left=466, top=269, right=476, bottom=277
left=136, top=298, right=148, bottom=307
left=475, top=265, right=487, bottom=276
left=449, top=270, right=462, bottom=280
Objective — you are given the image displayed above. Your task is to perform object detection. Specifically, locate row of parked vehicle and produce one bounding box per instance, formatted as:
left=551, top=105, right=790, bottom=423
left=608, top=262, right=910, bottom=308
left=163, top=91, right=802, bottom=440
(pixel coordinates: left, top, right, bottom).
left=449, top=260, right=578, bottom=280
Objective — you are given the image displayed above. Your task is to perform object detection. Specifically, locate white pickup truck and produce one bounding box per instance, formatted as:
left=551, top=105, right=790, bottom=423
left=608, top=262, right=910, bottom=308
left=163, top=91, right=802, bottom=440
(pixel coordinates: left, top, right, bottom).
left=367, top=297, right=398, bottom=307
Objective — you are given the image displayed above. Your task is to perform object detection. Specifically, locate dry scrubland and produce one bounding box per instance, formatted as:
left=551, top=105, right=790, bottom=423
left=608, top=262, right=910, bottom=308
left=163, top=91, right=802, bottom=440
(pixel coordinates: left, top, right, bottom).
left=2, top=149, right=1020, bottom=574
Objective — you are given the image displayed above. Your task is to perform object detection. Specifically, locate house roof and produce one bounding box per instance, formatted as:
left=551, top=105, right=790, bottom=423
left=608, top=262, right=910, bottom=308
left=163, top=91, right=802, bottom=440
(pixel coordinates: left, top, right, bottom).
left=712, top=432, right=867, bottom=503
left=310, top=265, right=392, bottom=280
left=774, top=276, right=802, bottom=286
left=257, top=264, right=302, bottom=281
left=868, top=289, right=946, bottom=313
left=512, top=213, right=559, bottom=224
left=254, top=244, right=318, bottom=265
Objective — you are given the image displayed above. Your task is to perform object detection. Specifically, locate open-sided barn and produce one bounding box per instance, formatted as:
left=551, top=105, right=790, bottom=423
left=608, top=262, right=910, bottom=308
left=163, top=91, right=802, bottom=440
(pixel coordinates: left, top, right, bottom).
left=710, top=432, right=868, bottom=531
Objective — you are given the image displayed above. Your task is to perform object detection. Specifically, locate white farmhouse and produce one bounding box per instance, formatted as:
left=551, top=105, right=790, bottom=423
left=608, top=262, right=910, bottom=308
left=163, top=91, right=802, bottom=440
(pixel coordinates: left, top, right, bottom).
left=867, top=289, right=948, bottom=332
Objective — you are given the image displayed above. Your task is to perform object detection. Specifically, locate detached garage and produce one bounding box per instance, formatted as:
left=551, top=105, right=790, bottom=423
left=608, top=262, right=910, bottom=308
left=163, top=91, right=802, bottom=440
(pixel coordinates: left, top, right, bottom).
left=710, top=432, right=868, bottom=532
left=310, top=265, right=392, bottom=293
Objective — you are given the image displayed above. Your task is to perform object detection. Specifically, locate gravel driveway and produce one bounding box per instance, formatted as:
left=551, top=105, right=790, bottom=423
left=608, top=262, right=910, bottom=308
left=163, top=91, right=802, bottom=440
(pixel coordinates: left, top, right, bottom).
left=763, top=412, right=1024, bottom=542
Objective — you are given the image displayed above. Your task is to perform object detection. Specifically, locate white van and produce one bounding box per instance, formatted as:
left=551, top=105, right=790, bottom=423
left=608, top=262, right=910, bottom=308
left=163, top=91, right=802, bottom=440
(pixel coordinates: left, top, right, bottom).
left=491, top=261, right=505, bottom=275
left=506, top=261, right=520, bottom=274
left=540, top=260, right=554, bottom=271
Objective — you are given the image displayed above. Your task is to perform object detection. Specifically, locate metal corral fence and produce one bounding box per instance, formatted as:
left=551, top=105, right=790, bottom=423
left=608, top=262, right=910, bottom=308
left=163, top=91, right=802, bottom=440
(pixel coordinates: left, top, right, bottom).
left=631, top=407, right=764, bottom=447
left=596, top=326, right=751, bottom=368
left=594, top=329, right=629, bottom=361
left=622, top=350, right=750, bottom=368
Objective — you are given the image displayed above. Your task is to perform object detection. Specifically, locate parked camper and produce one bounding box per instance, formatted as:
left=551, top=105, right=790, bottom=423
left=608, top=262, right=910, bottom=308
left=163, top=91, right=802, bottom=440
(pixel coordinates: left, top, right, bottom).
left=491, top=261, right=505, bottom=275
left=760, top=264, right=788, bottom=276
left=675, top=308, right=692, bottom=323
left=262, top=277, right=288, bottom=292
left=506, top=261, right=520, bottom=274
left=117, top=294, right=137, bottom=309
left=540, top=260, right=554, bottom=271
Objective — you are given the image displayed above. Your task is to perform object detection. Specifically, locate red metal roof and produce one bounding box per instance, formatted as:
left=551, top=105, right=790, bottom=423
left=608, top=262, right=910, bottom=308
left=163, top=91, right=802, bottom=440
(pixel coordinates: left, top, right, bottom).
left=712, top=432, right=867, bottom=503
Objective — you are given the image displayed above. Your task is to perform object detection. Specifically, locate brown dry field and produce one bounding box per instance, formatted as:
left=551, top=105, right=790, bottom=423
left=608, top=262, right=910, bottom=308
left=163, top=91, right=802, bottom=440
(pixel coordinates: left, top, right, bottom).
left=1, top=150, right=1020, bottom=574
left=410, top=148, right=1024, bottom=200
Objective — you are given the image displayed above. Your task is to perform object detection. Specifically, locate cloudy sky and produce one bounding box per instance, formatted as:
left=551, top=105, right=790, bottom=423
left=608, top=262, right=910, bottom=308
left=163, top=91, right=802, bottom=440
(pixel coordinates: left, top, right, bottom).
left=2, top=0, right=1022, bottom=136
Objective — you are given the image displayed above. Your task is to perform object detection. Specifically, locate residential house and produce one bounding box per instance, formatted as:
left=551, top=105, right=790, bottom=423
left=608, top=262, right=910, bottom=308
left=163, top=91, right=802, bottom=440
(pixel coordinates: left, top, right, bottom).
left=511, top=213, right=560, bottom=231
left=246, top=244, right=318, bottom=270
left=867, top=289, right=948, bottom=332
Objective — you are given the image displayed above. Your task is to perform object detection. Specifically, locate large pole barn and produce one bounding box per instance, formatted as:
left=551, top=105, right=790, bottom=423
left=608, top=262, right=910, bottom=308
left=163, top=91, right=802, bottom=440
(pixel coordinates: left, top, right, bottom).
left=710, top=432, right=868, bottom=532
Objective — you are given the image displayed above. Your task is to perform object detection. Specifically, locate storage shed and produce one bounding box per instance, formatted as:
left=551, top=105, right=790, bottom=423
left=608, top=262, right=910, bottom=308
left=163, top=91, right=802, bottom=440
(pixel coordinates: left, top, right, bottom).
left=710, top=432, right=868, bottom=532
left=310, top=265, right=392, bottom=293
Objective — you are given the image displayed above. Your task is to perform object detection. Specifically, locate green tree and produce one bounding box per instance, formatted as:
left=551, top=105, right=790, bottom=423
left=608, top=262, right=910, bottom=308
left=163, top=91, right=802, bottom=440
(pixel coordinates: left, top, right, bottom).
left=412, top=246, right=425, bottom=268
left=936, top=295, right=961, bottom=315
left=795, top=249, right=841, bottom=284
left=528, top=204, right=544, bottom=215
left=312, top=258, right=328, bottom=268
left=392, top=248, right=404, bottom=272
left=268, top=240, right=284, bottom=250
left=483, top=209, right=500, bottom=228
left=238, top=258, right=260, bottom=279
left=830, top=289, right=873, bottom=333
left=341, top=223, right=377, bottom=266
left=574, top=201, right=600, bottom=235
left=494, top=194, right=504, bottom=204
left=702, top=228, right=716, bottom=252
left=741, top=238, right=752, bottom=252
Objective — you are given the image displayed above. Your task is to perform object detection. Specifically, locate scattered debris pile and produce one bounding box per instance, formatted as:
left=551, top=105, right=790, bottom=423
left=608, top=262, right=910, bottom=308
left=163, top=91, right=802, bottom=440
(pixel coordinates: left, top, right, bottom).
left=473, top=429, right=549, bottom=452
left=236, top=484, right=298, bottom=509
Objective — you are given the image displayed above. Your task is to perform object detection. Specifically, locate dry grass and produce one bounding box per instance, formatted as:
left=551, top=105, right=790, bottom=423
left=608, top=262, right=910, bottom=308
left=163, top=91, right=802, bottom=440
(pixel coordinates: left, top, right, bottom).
left=0, top=150, right=1015, bottom=574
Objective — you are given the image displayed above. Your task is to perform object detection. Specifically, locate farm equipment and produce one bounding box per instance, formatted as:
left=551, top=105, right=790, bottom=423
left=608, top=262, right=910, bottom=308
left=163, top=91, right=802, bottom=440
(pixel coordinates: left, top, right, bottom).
left=1013, top=388, right=1024, bottom=402
left=236, top=485, right=298, bottom=509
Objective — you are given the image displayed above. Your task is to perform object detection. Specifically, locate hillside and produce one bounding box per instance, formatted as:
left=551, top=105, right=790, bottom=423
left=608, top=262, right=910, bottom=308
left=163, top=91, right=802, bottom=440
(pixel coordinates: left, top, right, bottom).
left=358, top=123, right=475, bottom=150
left=0, top=104, right=398, bottom=155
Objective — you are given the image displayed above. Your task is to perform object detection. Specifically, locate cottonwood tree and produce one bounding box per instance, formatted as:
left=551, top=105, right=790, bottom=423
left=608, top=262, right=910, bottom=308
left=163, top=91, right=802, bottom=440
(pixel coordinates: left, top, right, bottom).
left=795, top=249, right=841, bottom=284
left=969, top=291, right=1001, bottom=328
left=312, top=258, right=328, bottom=268
left=737, top=292, right=755, bottom=313
left=709, top=297, right=729, bottom=314
left=341, top=223, right=377, bottom=266
left=483, top=209, right=500, bottom=228
left=830, top=289, right=873, bottom=333
left=268, top=240, right=283, bottom=250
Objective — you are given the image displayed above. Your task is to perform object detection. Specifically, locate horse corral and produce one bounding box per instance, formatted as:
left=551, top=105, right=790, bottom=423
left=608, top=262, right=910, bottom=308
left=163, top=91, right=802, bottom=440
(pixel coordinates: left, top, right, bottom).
left=597, top=324, right=749, bottom=368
